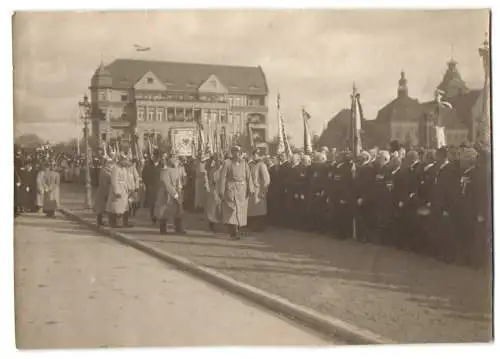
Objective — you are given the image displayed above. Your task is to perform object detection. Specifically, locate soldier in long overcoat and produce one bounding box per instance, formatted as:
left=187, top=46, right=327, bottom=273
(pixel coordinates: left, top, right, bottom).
left=205, top=154, right=223, bottom=232
left=219, top=145, right=255, bottom=240
left=41, top=162, right=61, bottom=218
left=127, top=158, right=142, bottom=217
left=106, top=154, right=132, bottom=228
left=248, top=150, right=271, bottom=231
left=154, top=152, right=186, bottom=234
left=265, top=155, right=279, bottom=226
left=142, top=149, right=163, bottom=224
left=94, top=156, right=115, bottom=226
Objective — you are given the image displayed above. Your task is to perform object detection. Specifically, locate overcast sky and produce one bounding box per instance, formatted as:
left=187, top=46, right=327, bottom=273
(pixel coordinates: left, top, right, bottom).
left=13, top=9, right=489, bottom=144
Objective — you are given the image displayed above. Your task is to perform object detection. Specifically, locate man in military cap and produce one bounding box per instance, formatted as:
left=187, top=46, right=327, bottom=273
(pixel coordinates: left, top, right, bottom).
left=106, top=152, right=133, bottom=228
left=154, top=151, right=186, bottom=235
left=219, top=145, right=254, bottom=240
left=94, top=154, right=115, bottom=227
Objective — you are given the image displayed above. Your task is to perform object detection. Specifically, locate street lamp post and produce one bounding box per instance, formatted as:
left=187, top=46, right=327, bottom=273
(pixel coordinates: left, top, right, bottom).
left=478, top=33, right=490, bottom=146
left=78, top=94, right=93, bottom=209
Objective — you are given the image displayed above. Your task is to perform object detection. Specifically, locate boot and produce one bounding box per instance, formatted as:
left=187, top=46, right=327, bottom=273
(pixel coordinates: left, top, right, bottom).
left=228, top=224, right=240, bottom=240
left=175, top=218, right=186, bottom=234
left=150, top=208, right=156, bottom=225
left=109, top=214, right=118, bottom=228
left=159, top=219, right=168, bottom=234
left=209, top=221, right=217, bottom=233
left=97, top=214, right=104, bottom=227
left=123, top=211, right=133, bottom=228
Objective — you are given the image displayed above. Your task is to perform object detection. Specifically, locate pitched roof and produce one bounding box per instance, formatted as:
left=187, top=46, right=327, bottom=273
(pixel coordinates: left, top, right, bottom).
left=98, top=58, right=268, bottom=95
left=445, top=89, right=482, bottom=125
left=317, top=109, right=352, bottom=149
left=374, top=95, right=423, bottom=123
left=420, top=100, right=468, bottom=130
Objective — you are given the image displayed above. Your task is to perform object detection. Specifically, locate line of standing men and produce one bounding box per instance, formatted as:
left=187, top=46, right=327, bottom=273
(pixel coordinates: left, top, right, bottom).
left=265, top=144, right=492, bottom=268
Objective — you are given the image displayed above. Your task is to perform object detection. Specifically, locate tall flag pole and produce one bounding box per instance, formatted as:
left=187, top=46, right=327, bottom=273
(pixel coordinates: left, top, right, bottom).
left=434, top=89, right=452, bottom=148
left=276, top=92, right=286, bottom=155
left=302, top=107, right=312, bottom=154
left=351, top=83, right=363, bottom=158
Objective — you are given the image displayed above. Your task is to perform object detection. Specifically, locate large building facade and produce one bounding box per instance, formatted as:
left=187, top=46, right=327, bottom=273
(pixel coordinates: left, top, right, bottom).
left=319, top=56, right=487, bottom=150
left=89, top=58, right=269, bottom=155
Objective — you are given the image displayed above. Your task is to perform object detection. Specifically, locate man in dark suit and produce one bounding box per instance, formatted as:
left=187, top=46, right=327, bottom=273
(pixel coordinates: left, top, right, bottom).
left=353, top=151, right=376, bottom=242
left=430, top=147, right=461, bottom=262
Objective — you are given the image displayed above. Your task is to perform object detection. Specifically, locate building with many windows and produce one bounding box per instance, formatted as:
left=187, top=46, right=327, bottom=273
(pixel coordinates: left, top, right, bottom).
left=89, top=58, right=269, bottom=155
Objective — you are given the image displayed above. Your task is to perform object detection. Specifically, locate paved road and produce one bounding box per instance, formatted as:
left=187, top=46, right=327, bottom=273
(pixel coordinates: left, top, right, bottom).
left=14, top=213, right=333, bottom=348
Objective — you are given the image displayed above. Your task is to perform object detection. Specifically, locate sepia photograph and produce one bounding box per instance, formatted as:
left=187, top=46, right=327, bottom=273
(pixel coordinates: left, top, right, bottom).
left=11, top=7, right=493, bottom=350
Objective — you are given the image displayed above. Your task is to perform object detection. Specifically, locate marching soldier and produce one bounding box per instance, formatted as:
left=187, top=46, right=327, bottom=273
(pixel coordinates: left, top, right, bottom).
left=248, top=149, right=271, bottom=231
left=106, top=152, right=133, bottom=228
left=154, top=152, right=186, bottom=235
left=127, top=157, right=142, bottom=218
left=219, top=145, right=255, bottom=240
left=94, top=154, right=115, bottom=227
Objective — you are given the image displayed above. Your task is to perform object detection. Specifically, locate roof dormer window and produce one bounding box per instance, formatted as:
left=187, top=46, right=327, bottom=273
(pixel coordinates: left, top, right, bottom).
left=147, top=77, right=154, bottom=84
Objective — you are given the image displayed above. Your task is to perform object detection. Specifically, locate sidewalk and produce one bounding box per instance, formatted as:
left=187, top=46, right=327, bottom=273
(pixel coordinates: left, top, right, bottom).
left=60, top=184, right=493, bottom=344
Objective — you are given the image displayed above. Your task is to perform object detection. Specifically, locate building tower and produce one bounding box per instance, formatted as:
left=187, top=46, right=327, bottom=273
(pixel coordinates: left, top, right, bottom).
left=397, top=71, right=408, bottom=98
left=437, top=57, right=469, bottom=98
left=89, top=62, right=113, bottom=147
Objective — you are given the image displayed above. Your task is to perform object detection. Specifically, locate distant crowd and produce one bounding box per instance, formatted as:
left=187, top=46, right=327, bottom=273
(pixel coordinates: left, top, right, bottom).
left=14, top=140, right=492, bottom=269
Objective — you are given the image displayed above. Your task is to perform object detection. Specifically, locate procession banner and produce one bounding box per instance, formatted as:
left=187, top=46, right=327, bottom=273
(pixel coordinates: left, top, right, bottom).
left=170, top=128, right=195, bottom=156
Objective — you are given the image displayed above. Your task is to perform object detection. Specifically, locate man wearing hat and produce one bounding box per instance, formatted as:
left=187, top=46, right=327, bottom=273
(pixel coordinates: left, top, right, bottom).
left=154, top=151, right=186, bottom=234
left=94, top=154, right=115, bottom=226
left=248, top=149, right=271, bottom=231
left=142, top=148, right=163, bottom=224
left=219, top=145, right=255, bottom=240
